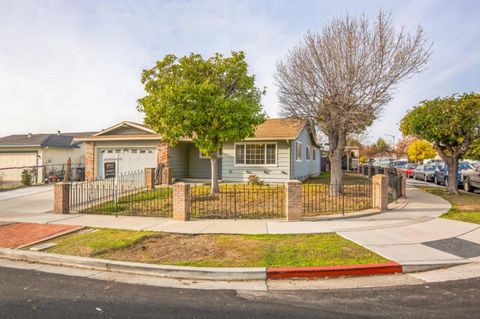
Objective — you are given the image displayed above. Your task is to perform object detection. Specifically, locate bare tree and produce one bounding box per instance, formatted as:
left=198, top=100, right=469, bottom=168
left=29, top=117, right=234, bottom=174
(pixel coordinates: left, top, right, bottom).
left=275, top=11, right=431, bottom=193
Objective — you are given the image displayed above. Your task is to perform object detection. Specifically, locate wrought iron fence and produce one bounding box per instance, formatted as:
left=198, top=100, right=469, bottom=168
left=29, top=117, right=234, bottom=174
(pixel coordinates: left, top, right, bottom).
left=302, top=182, right=373, bottom=217
left=190, top=184, right=285, bottom=219
left=388, top=169, right=403, bottom=202
left=68, top=170, right=174, bottom=217
left=0, top=163, right=85, bottom=185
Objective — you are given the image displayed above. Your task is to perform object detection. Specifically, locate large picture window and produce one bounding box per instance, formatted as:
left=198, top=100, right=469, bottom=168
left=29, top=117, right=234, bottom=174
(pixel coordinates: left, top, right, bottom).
left=235, top=143, right=277, bottom=165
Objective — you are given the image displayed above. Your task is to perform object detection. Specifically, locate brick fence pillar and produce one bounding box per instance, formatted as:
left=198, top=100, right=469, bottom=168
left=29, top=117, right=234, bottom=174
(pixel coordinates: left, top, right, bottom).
left=401, top=171, right=407, bottom=198
left=372, top=174, right=389, bottom=212
left=285, top=180, right=302, bottom=221
left=173, top=183, right=190, bottom=221
left=84, top=141, right=95, bottom=182
left=145, top=168, right=155, bottom=190
left=54, top=182, right=70, bottom=214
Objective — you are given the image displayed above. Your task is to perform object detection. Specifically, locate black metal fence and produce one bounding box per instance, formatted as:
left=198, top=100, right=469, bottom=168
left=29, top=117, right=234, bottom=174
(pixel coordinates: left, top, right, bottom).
left=388, top=170, right=403, bottom=202
left=0, top=163, right=85, bottom=185
left=302, top=182, right=373, bottom=217
left=69, top=170, right=173, bottom=217
left=190, top=184, right=285, bottom=219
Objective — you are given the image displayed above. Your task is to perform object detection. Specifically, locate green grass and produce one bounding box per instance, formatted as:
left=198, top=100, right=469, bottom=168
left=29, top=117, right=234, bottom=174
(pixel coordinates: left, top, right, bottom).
left=44, top=228, right=155, bottom=257
left=418, top=186, right=480, bottom=224
left=40, top=229, right=388, bottom=267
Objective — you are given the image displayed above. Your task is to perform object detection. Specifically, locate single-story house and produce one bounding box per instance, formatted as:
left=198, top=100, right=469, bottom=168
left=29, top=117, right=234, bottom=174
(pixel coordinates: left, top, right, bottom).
left=0, top=131, right=92, bottom=182
left=75, top=118, right=322, bottom=183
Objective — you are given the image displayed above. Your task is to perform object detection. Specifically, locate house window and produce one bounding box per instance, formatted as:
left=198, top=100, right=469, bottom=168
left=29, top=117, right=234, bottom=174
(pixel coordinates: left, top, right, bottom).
left=296, top=142, right=302, bottom=161
left=312, top=149, right=316, bottom=161
left=306, top=146, right=310, bottom=160
left=235, top=143, right=277, bottom=165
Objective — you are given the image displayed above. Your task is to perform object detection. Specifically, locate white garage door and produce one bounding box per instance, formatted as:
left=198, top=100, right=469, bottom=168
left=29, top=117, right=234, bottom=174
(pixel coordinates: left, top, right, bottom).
left=97, top=148, right=157, bottom=179
left=0, top=152, right=37, bottom=181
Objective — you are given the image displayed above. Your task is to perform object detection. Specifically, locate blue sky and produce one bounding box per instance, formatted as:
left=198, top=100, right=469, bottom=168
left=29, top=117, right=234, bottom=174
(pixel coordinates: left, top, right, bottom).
left=1, top=0, right=479, bottom=144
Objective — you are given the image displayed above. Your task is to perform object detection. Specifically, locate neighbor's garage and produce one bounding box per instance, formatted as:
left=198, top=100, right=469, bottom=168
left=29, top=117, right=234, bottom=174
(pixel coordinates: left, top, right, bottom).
left=0, top=152, right=37, bottom=181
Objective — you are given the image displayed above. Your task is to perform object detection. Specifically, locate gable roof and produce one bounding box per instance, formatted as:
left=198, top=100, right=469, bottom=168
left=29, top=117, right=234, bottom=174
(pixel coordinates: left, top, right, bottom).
left=246, top=118, right=306, bottom=140
left=75, top=118, right=319, bottom=146
left=0, top=132, right=94, bottom=148
left=90, top=121, right=155, bottom=137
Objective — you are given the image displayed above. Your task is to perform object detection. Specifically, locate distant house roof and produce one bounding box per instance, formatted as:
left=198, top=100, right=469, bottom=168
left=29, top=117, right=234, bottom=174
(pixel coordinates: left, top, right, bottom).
left=75, top=118, right=320, bottom=146
left=0, top=132, right=95, bottom=148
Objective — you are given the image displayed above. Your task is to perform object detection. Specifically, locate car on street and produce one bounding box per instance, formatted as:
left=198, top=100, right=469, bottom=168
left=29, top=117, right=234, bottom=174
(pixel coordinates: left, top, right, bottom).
left=404, top=164, right=418, bottom=178
left=413, top=165, right=436, bottom=182
left=434, top=162, right=473, bottom=187
left=463, top=163, right=480, bottom=192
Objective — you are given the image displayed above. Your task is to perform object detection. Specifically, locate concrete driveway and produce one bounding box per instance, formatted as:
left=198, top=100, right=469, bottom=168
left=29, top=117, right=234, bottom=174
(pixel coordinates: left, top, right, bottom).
left=0, top=185, right=54, bottom=218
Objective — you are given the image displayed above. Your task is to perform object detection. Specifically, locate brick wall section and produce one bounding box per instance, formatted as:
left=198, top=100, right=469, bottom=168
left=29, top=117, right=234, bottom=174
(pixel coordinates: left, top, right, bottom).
left=156, top=141, right=172, bottom=184
left=162, top=167, right=172, bottom=185
left=144, top=168, right=155, bottom=190
left=173, top=183, right=190, bottom=221
left=372, top=174, right=389, bottom=212
left=84, top=141, right=95, bottom=182
left=285, top=180, right=302, bottom=221
left=54, top=182, right=70, bottom=214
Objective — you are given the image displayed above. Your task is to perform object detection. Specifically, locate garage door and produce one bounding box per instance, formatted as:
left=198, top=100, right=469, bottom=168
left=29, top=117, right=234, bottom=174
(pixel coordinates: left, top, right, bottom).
left=0, top=152, right=37, bottom=181
left=97, top=148, right=157, bottom=179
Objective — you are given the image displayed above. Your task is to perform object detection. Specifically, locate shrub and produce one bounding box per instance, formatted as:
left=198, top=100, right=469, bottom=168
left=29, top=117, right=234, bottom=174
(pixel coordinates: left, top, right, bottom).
left=247, top=175, right=265, bottom=186
left=21, top=169, right=34, bottom=186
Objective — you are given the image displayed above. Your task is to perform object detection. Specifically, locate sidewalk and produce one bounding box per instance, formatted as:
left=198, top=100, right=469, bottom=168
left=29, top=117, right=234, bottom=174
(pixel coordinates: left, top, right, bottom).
left=0, top=186, right=479, bottom=268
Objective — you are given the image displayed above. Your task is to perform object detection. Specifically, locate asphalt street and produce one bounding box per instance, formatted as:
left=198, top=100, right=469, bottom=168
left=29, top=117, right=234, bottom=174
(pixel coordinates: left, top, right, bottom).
left=1, top=266, right=479, bottom=319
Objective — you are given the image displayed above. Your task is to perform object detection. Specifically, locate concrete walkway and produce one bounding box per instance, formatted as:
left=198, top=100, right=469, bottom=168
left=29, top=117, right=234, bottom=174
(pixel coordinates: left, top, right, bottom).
left=0, top=184, right=479, bottom=268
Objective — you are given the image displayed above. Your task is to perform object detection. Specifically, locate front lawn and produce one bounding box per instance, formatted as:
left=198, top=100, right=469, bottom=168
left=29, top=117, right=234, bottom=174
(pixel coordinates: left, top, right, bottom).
left=40, top=228, right=387, bottom=268
left=83, top=177, right=373, bottom=218
left=418, top=186, right=480, bottom=224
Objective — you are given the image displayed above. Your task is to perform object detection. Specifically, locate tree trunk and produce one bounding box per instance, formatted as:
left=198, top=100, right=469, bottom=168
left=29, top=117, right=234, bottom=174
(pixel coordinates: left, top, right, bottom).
left=446, top=156, right=459, bottom=194
left=210, top=152, right=219, bottom=194
left=328, top=131, right=346, bottom=195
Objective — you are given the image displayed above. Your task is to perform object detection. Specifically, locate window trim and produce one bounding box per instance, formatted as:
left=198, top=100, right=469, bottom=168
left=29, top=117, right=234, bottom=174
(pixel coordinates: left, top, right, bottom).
left=295, top=141, right=302, bottom=162
left=233, top=142, right=278, bottom=167
left=312, top=148, right=316, bottom=161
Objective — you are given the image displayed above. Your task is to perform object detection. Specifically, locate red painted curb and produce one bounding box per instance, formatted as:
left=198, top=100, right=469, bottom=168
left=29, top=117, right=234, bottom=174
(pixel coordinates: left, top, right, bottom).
left=267, top=262, right=403, bottom=279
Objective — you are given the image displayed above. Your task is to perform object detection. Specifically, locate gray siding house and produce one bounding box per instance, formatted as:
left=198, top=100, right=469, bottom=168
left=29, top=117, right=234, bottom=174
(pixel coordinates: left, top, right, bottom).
left=76, top=118, right=321, bottom=183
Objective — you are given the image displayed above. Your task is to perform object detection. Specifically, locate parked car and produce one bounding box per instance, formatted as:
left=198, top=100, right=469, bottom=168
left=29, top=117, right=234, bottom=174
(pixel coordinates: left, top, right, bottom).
left=413, top=165, right=436, bottom=182
left=392, top=160, right=408, bottom=169
left=404, top=164, right=418, bottom=178
left=434, top=162, right=472, bottom=187
left=463, top=164, right=480, bottom=192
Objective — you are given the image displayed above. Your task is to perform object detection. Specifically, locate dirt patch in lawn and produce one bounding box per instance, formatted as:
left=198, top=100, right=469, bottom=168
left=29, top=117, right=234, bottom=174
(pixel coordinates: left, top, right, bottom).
left=41, top=229, right=388, bottom=267
left=102, top=234, right=265, bottom=267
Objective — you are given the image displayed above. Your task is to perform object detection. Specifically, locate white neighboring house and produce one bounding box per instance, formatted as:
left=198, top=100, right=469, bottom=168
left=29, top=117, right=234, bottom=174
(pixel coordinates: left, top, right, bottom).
left=0, top=131, right=93, bottom=183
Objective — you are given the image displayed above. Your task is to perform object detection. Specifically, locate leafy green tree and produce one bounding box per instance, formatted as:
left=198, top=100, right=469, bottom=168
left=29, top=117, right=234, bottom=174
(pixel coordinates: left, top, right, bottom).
left=464, top=139, right=480, bottom=160
left=137, top=52, right=266, bottom=193
left=407, top=140, right=436, bottom=163
left=374, top=138, right=392, bottom=155
left=401, top=93, right=480, bottom=193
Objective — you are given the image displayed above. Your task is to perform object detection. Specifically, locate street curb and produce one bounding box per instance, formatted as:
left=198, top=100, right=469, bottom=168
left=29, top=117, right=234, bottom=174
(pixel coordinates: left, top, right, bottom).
left=0, top=248, right=266, bottom=281
left=267, top=262, right=403, bottom=279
